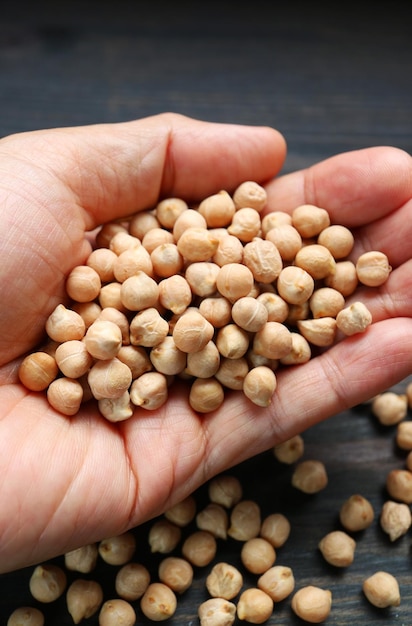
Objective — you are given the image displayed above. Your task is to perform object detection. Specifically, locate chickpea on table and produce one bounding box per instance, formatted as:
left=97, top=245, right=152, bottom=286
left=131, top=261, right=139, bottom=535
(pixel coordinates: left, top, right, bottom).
left=0, top=112, right=412, bottom=575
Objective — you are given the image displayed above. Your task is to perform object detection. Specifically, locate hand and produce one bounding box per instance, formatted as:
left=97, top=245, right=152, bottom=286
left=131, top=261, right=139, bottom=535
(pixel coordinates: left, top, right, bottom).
left=0, top=113, right=410, bottom=573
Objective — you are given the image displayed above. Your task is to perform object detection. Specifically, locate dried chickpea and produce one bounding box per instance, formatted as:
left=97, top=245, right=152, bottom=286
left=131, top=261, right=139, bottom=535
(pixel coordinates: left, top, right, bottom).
left=84, top=319, right=123, bottom=360
left=47, top=377, right=83, bottom=416
left=260, top=513, right=291, bottom=548
left=243, top=365, right=277, bottom=407
left=324, top=259, right=358, bottom=296
left=292, top=204, right=330, bottom=238
left=129, top=307, right=168, bottom=347
left=356, top=250, right=391, bottom=286
left=141, top=227, right=174, bottom=253
left=198, top=295, right=232, bottom=328
left=292, top=460, right=328, bottom=494
left=97, top=307, right=130, bottom=344
left=237, top=588, right=274, bottom=624
left=362, top=571, right=400, bottom=608
left=396, top=421, right=412, bottom=450
left=189, top=377, right=225, bottom=413
left=317, top=224, right=354, bottom=258
left=212, top=234, right=244, bottom=266
left=216, top=324, right=250, bottom=359
left=98, top=282, right=126, bottom=312
left=294, top=244, right=336, bottom=279
left=98, top=391, right=133, bottom=422
left=231, top=296, right=268, bottom=332
left=280, top=332, right=311, bottom=365
left=158, top=556, right=193, bottom=593
left=66, top=265, right=101, bottom=302
left=72, top=301, right=102, bottom=328
left=205, top=562, right=243, bottom=600
left=242, top=238, right=282, bottom=283
left=297, top=317, right=337, bottom=347
left=208, top=475, right=243, bottom=508
left=197, top=189, right=236, bottom=227
left=240, top=537, right=276, bottom=574
left=196, top=503, right=229, bottom=539
left=114, top=245, right=153, bottom=282
left=276, top=265, right=314, bottom=305
left=86, top=247, right=117, bottom=282
left=64, top=543, right=98, bottom=575
left=233, top=180, right=267, bottom=212
left=371, top=392, right=408, bottom=426
left=386, top=469, right=412, bottom=504
left=261, top=210, right=292, bottom=235
left=258, top=565, right=295, bottom=602
left=151, top=242, right=183, bottom=278
left=98, top=532, right=136, bottom=566
left=155, top=196, right=188, bottom=228
left=29, top=564, right=67, bottom=603
left=253, top=321, right=292, bottom=360
left=18, top=352, right=59, bottom=391
left=198, top=598, right=236, bottom=626
left=339, top=494, right=375, bottom=531
left=165, top=495, right=197, bottom=527
left=130, top=371, right=168, bottom=410
left=66, top=579, right=103, bottom=624
left=148, top=519, right=182, bottom=554
left=177, top=227, right=219, bottom=261
left=88, top=358, right=132, bottom=400
left=265, top=224, right=302, bottom=261
left=7, top=607, right=45, bottom=626
left=228, top=207, right=261, bottom=242
left=150, top=336, right=187, bottom=375
left=117, top=345, right=152, bottom=378
left=99, top=598, right=136, bottom=626
left=45, top=304, right=85, bottom=343
left=173, top=309, right=214, bottom=353
left=120, top=272, right=159, bottom=311
left=158, top=273, right=192, bottom=314
left=256, top=291, right=289, bottom=323
left=380, top=500, right=412, bottom=541
left=336, top=301, right=373, bottom=335
left=273, top=435, right=304, bottom=464
left=109, top=231, right=140, bottom=254
left=318, top=530, right=356, bottom=567
left=115, top=562, right=150, bottom=601
left=186, top=341, right=220, bottom=378
left=181, top=530, right=217, bottom=567
left=291, top=585, right=332, bottom=623
left=95, top=221, right=128, bottom=248
left=216, top=263, right=255, bottom=302
left=129, top=210, right=159, bottom=239
left=228, top=500, right=261, bottom=541
left=214, top=357, right=249, bottom=390
left=309, top=287, right=345, bottom=318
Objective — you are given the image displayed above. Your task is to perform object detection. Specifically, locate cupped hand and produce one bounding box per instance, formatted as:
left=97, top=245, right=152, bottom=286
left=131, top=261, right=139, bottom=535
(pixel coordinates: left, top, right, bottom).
left=0, top=112, right=411, bottom=574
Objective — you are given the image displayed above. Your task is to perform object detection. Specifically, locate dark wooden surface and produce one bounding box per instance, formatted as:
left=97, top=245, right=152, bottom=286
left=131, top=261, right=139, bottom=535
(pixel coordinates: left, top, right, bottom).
left=1, top=1, right=412, bottom=624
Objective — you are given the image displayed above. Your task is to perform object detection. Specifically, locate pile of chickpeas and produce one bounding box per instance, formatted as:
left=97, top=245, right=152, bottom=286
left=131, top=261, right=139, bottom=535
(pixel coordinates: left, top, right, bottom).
left=18, top=181, right=391, bottom=419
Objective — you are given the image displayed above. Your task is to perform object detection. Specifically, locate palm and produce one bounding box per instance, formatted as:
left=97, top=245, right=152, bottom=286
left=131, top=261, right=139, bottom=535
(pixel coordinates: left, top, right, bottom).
left=1, top=114, right=411, bottom=574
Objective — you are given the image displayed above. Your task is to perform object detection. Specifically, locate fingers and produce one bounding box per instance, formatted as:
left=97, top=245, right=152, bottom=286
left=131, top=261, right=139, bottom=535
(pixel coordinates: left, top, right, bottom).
left=1, top=113, right=286, bottom=228
left=265, top=146, right=412, bottom=227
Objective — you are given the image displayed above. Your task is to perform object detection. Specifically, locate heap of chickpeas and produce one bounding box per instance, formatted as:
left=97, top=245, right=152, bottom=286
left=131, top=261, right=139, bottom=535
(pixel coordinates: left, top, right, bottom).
left=18, top=181, right=391, bottom=419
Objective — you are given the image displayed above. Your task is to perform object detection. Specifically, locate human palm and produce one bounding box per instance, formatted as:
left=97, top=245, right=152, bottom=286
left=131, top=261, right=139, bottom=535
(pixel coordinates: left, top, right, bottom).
left=0, top=113, right=411, bottom=573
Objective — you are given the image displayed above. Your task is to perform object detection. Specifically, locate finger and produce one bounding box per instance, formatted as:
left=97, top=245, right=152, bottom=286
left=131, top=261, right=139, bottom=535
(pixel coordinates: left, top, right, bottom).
left=265, top=146, right=412, bottom=227
left=2, top=112, right=286, bottom=229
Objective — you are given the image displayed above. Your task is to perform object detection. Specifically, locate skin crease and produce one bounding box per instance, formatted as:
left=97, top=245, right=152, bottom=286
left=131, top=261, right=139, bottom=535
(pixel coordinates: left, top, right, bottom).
left=0, top=113, right=412, bottom=573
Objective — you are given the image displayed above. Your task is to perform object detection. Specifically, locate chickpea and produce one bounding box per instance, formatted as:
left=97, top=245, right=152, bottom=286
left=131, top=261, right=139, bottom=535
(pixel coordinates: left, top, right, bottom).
left=47, top=377, right=83, bottom=416
left=380, top=500, right=412, bottom=541
left=233, top=180, right=267, bottom=212
left=165, top=495, right=197, bottom=527
left=228, top=500, right=261, bottom=541
left=318, top=530, right=356, bottom=567
left=309, top=287, right=345, bottom=318
left=386, top=469, right=412, bottom=504
left=339, top=494, right=375, bottom=531
left=258, top=565, right=295, bottom=602
left=88, top=358, right=132, bottom=401
left=291, top=585, right=332, bottom=623
left=64, top=543, right=98, bottom=574
left=261, top=211, right=292, bottom=236
left=173, top=309, right=214, bottom=353
left=273, top=434, right=304, bottom=464
left=216, top=263, right=255, bottom=302
left=97, top=307, right=130, bottom=345
left=294, top=243, right=336, bottom=279
left=129, top=210, right=160, bottom=239
left=98, top=532, right=136, bottom=566
left=280, top=332, right=311, bottom=365
left=29, top=564, right=67, bottom=603
left=158, top=556, right=193, bottom=594
left=18, top=352, right=59, bottom=391
left=99, top=282, right=127, bottom=312
left=242, top=238, right=283, bottom=283
left=198, top=189, right=236, bottom=227
left=148, top=519, right=182, bottom=554
left=114, top=245, right=153, bottom=282
left=120, top=272, right=159, bottom=311
left=109, top=231, right=141, bottom=254
left=198, top=295, right=232, bottom=328
left=212, top=234, right=244, bottom=266
left=98, top=391, right=133, bottom=422
left=253, top=321, right=292, bottom=360
left=216, top=324, right=250, bottom=359
left=206, top=562, right=243, bottom=600
left=198, top=598, right=236, bottom=626
left=66, top=579, right=103, bottom=624
left=356, top=250, right=391, bottom=286
left=186, top=341, right=220, bottom=379
left=292, top=204, right=330, bottom=237
left=189, top=377, right=225, bottom=413
left=181, top=530, right=217, bottom=567
left=86, top=247, right=118, bottom=282
left=45, top=304, right=85, bottom=343
left=72, top=301, right=102, bottom=328
left=243, top=366, right=277, bottom=407
left=196, top=503, right=229, bottom=539
left=141, top=226, right=174, bottom=254
left=84, top=319, right=122, bottom=360
left=297, top=317, right=337, bottom=347
left=265, top=224, right=302, bottom=261
left=362, top=571, right=400, bottom=608
left=155, top=196, right=188, bottom=229
left=237, top=588, right=274, bottom=624
left=150, top=336, right=187, bottom=376
left=208, top=475, right=243, bottom=509
left=228, top=207, right=261, bottom=242
left=66, top=265, right=101, bottom=303
left=276, top=265, right=314, bottom=305
left=291, top=460, right=328, bottom=494
left=130, top=371, right=168, bottom=410
left=396, top=421, right=412, bottom=450
left=260, top=513, right=291, bottom=548
left=7, top=607, right=45, bottom=626
left=151, top=242, right=183, bottom=278
left=231, top=296, right=268, bottom=332
left=324, top=259, right=358, bottom=295
left=317, top=223, right=354, bottom=258
left=256, top=291, right=289, bottom=323
left=115, top=562, right=150, bottom=601
left=99, top=599, right=136, bottom=626
left=240, top=537, right=276, bottom=574
left=372, top=392, right=408, bottom=426
left=158, top=273, right=193, bottom=314
left=177, top=227, right=219, bottom=261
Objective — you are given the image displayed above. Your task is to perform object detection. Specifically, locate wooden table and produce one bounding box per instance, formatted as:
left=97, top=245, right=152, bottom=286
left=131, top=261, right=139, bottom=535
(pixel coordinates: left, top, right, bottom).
left=1, top=2, right=411, bottom=624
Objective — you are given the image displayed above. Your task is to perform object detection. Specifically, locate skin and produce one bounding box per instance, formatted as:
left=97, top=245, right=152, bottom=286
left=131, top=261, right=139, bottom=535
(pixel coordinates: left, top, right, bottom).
left=0, top=112, right=411, bottom=573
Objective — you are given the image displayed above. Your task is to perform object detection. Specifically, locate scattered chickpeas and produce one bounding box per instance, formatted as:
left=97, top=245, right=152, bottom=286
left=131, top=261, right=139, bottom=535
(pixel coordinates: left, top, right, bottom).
left=385, top=469, right=412, bottom=504
left=339, top=494, right=375, bottom=531
left=259, top=512, right=291, bottom=548
left=18, top=352, right=58, bottom=391
left=395, top=420, right=412, bottom=450
left=98, top=532, right=136, bottom=566
left=273, top=435, right=305, bottom=464
left=208, top=475, right=243, bottom=509
left=158, top=556, right=194, bottom=594
left=115, top=562, right=151, bottom=600
left=240, top=537, right=276, bottom=574
left=228, top=500, right=261, bottom=541
left=257, top=565, right=295, bottom=602
left=362, top=571, right=400, bottom=608
left=140, top=582, right=177, bottom=621
left=291, top=460, right=328, bottom=494
left=318, top=530, right=356, bottom=567
left=371, top=392, right=408, bottom=426
left=64, top=543, right=98, bottom=573
left=165, top=495, right=197, bottom=527
left=182, top=531, right=217, bottom=567
left=291, top=585, right=332, bottom=623
left=148, top=519, right=182, bottom=554
left=196, top=503, right=229, bottom=539
left=356, top=250, right=392, bottom=287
